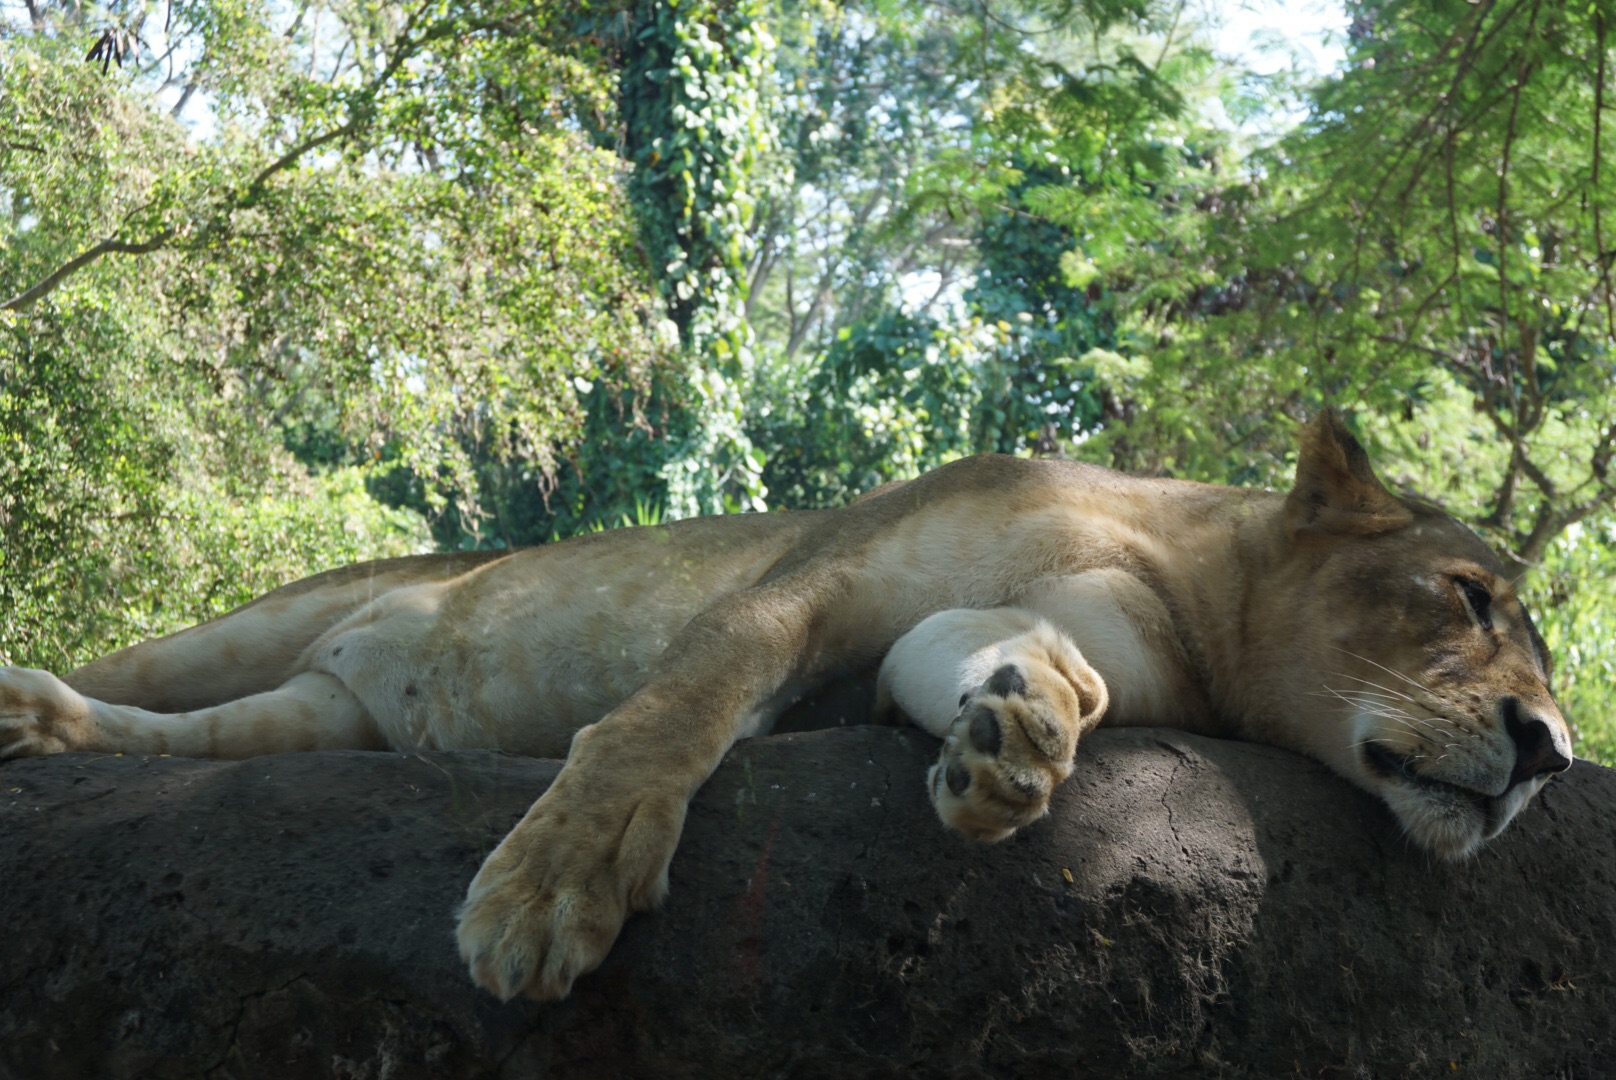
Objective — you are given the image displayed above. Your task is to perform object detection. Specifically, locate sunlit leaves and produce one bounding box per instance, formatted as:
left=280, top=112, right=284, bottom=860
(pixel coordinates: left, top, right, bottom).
left=0, top=0, right=658, bottom=661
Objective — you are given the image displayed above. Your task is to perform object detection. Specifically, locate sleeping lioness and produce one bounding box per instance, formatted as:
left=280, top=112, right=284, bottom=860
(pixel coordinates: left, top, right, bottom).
left=0, top=411, right=1572, bottom=1002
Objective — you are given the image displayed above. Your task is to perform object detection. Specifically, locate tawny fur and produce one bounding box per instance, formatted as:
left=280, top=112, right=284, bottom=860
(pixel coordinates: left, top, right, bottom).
left=0, top=412, right=1573, bottom=1004
left=877, top=612, right=1110, bottom=840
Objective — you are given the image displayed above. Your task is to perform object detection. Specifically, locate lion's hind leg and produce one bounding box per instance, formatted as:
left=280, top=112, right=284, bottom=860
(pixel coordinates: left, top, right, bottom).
left=878, top=611, right=1107, bottom=842
left=0, top=668, right=94, bottom=758
left=0, top=667, right=384, bottom=760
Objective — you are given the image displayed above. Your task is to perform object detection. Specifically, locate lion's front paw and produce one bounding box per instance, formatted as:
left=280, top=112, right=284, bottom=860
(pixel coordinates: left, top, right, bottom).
left=456, top=785, right=684, bottom=1001
left=928, top=655, right=1106, bottom=842
left=0, top=667, right=92, bottom=760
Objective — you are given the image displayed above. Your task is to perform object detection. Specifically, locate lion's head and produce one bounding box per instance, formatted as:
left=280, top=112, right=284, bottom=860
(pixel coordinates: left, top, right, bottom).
left=1255, top=410, right=1572, bottom=859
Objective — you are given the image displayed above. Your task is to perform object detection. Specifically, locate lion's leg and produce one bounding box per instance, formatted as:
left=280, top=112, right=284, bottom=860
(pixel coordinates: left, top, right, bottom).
left=455, top=584, right=831, bottom=1002
left=880, top=611, right=1109, bottom=842
left=62, top=552, right=506, bottom=714
left=0, top=668, right=383, bottom=759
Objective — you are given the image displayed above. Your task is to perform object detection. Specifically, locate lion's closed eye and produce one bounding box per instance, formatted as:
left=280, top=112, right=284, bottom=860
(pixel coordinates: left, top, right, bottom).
left=1454, top=577, right=1493, bottom=630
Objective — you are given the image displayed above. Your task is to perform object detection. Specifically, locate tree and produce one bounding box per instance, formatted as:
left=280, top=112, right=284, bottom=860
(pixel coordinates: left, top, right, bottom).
left=742, top=0, right=1214, bottom=507
left=1061, top=0, right=1616, bottom=571
left=1, top=0, right=660, bottom=658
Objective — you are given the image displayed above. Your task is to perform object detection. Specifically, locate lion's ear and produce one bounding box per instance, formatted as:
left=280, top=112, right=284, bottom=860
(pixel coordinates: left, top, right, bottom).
left=1284, top=409, right=1413, bottom=538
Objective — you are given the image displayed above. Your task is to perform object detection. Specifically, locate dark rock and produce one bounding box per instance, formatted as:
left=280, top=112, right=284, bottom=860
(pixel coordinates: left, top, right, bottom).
left=1, top=726, right=1612, bottom=1079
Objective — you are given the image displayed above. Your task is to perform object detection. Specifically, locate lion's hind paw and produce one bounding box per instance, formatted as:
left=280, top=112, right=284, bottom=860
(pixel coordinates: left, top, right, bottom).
left=928, top=632, right=1107, bottom=842
left=0, top=667, right=91, bottom=760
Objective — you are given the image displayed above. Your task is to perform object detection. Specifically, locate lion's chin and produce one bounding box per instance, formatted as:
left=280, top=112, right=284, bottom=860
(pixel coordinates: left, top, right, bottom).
left=1379, top=777, right=1541, bottom=860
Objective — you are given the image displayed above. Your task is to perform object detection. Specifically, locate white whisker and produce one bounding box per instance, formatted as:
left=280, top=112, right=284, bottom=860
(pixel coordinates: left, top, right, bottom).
left=1332, top=685, right=1410, bottom=704
left=1310, top=686, right=1407, bottom=705
left=1328, top=703, right=1449, bottom=750
left=1328, top=647, right=1429, bottom=696
left=1320, top=685, right=1428, bottom=725
left=1326, top=668, right=1421, bottom=703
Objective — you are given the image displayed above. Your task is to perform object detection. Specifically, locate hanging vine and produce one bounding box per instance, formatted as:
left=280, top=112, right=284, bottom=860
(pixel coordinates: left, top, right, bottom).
left=622, top=0, right=775, bottom=517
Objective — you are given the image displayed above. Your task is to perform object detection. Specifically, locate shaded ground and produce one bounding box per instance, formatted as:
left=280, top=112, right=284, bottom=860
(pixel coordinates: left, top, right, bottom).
left=1, top=725, right=1612, bottom=1079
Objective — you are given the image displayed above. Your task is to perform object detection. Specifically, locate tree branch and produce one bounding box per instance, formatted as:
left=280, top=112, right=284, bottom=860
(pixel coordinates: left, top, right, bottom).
left=1, top=0, right=439, bottom=314
left=1, top=233, right=173, bottom=312
left=1495, top=24, right=1535, bottom=430
left=238, top=117, right=362, bottom=210
left=1480, top=446, right=1520, bottom=530
left=1514, top=491, right=1615, bottom=570
left=1594, top=11, right=1613, bottom=340
left=169, top=80, right=197, bottom=118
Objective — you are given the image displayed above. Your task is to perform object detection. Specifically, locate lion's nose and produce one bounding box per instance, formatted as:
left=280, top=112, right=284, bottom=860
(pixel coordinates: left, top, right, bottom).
left=1503, top=696, right=1572, bottom=788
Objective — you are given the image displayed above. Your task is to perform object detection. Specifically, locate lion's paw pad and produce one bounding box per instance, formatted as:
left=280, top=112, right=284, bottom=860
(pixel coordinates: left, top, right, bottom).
left=927, top=662, right=1088, bottom=842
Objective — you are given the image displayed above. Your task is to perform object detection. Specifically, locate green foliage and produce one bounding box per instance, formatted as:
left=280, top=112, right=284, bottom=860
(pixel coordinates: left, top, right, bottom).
left=1522, top=522, right=1616, bottom=765
left=2, top=0, right=661, bottom=509
left=739, top=0, right=1205, bottom=509
left=1, top=0, right=659, bottom=661
left=1062, top=0, right=1616, bottom=563
left=625, top=0, right=771, bottom=362
left=3, top=0, right=1612, bottom=758
left=755, top=311, right=981, bottom=507
left=745, top=3, right=975, bottom=362
left=0, top=320, right=424, bottom=667
left=966, top=167, right=1114, bottom=453
left=622, top=0, right=774, bottom=518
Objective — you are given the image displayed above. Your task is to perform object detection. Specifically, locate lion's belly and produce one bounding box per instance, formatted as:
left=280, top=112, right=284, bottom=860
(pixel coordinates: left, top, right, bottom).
left=304, top=529, right=798, bottom=755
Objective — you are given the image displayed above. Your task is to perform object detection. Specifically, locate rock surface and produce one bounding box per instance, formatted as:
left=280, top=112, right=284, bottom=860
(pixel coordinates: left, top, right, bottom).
left=1, top=724, right=1613, bottom=1079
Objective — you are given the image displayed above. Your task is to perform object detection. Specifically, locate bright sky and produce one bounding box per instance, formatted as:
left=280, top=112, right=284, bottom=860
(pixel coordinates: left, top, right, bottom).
left=1212, top=0, right=1347, bottom=77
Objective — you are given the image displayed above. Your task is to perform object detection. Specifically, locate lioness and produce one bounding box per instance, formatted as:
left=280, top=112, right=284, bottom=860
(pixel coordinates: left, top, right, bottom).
left=0, top=411, right=1572, bottom=1003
